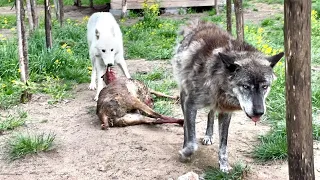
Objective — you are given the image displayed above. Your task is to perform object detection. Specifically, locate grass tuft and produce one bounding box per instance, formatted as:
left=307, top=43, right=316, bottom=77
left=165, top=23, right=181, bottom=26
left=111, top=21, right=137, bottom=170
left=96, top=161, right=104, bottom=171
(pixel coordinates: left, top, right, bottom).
left=204, top=162, right=250, bottom=180
left=8, top=132, right=56, bottom=160
left=0, top=110, right=27, bottom=132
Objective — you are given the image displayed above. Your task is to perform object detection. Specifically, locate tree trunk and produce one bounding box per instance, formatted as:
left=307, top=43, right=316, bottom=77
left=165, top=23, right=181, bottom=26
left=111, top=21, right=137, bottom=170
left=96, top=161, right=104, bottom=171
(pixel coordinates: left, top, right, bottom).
left=16, top=0, right=31, bottom=103
left=90, top=0, right=93, bottom=8
left=74, top=0, right=81, bottom=7
left=233, top=0, right=244, bottom=42
left=121, top=0, right=127, bottom=18
left=284, top=0, right=315, bottom=179
left=44, top=0, right=52, bottom=49
left=215, top=0, right=219, bottom=15
left=226, top=0, right=232, bottom=34
left=30, top=0, right=38, bottom=29
left=53, top=0, right=64, bottom=27
left=26, top=0, right=34, bottom=32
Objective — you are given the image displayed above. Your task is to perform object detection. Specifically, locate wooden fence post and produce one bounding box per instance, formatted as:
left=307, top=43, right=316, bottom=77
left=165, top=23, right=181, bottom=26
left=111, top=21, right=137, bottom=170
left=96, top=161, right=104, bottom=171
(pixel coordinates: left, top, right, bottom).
left=233, top=0, right=244, bottom=42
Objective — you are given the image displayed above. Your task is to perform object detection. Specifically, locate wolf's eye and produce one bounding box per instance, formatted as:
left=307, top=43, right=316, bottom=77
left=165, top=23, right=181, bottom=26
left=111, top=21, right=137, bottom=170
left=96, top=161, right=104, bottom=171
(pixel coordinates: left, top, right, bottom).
left=110, top=48, right=114, bottom=52
left=102, top=49, right=106, bottom=53
left=262, top=85, right=269, bottom=89
left=243, top=85, right=249, bottom=89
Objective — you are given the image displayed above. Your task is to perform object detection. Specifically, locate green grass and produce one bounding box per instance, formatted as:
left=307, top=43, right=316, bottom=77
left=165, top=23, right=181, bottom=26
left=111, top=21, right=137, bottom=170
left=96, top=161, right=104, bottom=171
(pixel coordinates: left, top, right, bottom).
left=204, top=162, right=250, bottom=180
left=133, top=68, right=177, bottom=116
left=0, top=110, right=27, bottom=132
left=0, top=15, right=16, bottom=29
left=7, top=132, right=56, bottom=160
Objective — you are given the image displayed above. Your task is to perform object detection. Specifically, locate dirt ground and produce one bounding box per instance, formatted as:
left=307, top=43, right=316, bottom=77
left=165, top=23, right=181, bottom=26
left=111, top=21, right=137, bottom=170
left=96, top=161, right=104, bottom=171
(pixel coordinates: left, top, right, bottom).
left=0, top=3, right=320, bottom=180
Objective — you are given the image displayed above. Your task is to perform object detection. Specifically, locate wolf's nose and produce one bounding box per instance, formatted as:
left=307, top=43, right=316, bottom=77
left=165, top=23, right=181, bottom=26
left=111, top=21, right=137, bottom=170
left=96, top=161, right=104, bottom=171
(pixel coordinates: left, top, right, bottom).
left=107, top=63, right=113, bottom=67
left=253, top=109, right=264, bottom=117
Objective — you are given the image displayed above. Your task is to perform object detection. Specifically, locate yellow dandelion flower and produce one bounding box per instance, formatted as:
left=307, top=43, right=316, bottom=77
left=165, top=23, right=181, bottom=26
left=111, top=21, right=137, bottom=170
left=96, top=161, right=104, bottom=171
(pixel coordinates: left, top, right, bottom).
left=87, top=66, right=92, bottom=71
left=11, top=80, right=16, bottom=84
left=120, top=19, right=125, bottom=23
left=265, top=47, right=273, bottom=55
left=54, top=59, right=60, bottom=64
left=158, top=23, right=163, bottom=28
left=2, top=84, right=6, bottom=88
left=151, top=31, right=155, bottom=35
left=10, top=27, right=15, bottom=31
left=66, top=49, right=72, bottom=54
left=4, top=20, right=7, bottom=24
left=61, top=43, right=67, bottom=49
left=1, top=37, right=7, bottom=41
left=257, top=27, right=264, bottom=34
left=83, top=16, right=89, bottom=21
left=51, top=5, right=55, bottom=8
left=18, top=69, right=21, bottom=72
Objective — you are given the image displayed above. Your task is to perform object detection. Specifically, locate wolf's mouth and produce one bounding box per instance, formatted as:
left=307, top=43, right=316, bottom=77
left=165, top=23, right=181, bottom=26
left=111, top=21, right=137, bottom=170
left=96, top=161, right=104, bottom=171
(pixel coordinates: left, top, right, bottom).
left=245, top=112, right=261, bottom=122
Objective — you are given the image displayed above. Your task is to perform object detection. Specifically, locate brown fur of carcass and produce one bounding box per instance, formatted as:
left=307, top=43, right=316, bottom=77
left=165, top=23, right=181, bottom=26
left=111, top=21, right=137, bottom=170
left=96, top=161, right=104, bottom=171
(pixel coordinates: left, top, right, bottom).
left=96, top=70, right=183, bottom=130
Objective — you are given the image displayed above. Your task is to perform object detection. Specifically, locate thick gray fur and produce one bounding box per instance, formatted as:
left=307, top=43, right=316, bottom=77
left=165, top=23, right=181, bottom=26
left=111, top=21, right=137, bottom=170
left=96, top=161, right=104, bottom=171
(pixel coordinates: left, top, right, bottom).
left=171, top=20, right=284, bottom=172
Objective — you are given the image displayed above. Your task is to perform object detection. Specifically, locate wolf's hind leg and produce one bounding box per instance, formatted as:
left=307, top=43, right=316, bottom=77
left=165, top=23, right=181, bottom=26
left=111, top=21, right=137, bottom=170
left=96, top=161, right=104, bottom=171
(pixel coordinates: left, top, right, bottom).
left=218, top=112, right=232, bottom=172
left=179, top=95, right=198, bottom=161
left=202, top=109, right=215, bottom=145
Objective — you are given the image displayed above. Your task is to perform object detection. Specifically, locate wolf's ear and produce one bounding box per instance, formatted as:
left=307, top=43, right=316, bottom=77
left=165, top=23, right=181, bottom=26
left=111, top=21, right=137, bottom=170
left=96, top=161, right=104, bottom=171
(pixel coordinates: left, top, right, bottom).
left=218, top=52, right=240, bottom=72
left=95, top=29, right=100, bottom=40
left=267, top=52, right=284, bottom=68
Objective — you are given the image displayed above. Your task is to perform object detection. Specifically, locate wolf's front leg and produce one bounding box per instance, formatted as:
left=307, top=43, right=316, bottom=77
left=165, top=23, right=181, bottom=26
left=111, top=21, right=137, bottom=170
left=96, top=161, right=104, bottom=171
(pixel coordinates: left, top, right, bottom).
left=89, top=52, right=97, bottom=90
left=218, top=112, right=232, bottom=172
left=202, top=109, right=215, bottom=145
left=179, top=95, right=198, bottom=161
left=94, top=63, right=106, bottom=101
left=116, top=56, right=131, bottom=78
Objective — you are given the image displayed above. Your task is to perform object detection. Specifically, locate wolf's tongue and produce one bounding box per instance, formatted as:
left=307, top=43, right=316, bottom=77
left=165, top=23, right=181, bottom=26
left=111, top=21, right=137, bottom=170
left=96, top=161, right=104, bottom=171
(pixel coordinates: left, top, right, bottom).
left=251, top=116, right=260, bottom=123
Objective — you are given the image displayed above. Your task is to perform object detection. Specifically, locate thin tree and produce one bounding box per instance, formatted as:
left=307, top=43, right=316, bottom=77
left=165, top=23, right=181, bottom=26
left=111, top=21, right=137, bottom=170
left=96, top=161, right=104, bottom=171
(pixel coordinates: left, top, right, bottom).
left=44, top=0, right=52, bottom=49
left=233, top=0, right=244, bottom=42
left=121, top=0, right=127, bottom=18
left=16, top=0, right=31, bottom=102
left=215, top=0, right=219, bottom=15
left=53, top=0, right=64, bottom=27
left=284, top=0, right=315, bottom=179
left=26, top=0, right=34, bottom=32
left=30, top=0, right=38, bottom=29
left=226, top=0, right=232, bottom=34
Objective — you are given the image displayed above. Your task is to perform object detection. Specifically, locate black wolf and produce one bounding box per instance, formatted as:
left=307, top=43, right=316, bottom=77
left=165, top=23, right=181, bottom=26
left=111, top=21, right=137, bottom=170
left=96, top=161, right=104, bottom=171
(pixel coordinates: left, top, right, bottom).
left=171, top=20, right=284, bottom=172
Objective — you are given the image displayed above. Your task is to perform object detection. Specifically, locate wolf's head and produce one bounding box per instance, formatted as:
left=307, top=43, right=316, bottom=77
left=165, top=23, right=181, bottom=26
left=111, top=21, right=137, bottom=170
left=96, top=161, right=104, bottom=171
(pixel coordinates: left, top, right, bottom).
left=219, top=51, right=284, bottom=122
left=94, top=27, right=117, bottom=67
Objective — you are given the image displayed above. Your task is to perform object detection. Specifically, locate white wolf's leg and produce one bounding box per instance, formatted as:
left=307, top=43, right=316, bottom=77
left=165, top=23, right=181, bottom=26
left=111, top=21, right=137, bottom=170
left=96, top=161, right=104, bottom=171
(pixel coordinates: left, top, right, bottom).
left=117, top=58, right=131, bottom=78
left=115, top=49, right=131, bottom=78
left=179, top=91, right=198, bottom=161
left=89, top=51, right=97, bottom=90
left=94, top=62, right=106, bottom=101
left=202, top=109, right=215, bottom=145
left=218, top=112, right=232, bottom=172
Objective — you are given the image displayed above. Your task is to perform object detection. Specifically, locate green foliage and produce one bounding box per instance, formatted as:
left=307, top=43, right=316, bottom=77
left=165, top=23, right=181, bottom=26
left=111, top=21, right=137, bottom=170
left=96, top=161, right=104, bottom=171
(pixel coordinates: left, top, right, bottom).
left=7, top=132, right=56, bottom=160
left=0, top=15, right=16, bottom=29
left=0, top=110, right=27, bottom=132
left=133, top=68, right=177, bottom=115
left=204, top=162, right=250, bottom=180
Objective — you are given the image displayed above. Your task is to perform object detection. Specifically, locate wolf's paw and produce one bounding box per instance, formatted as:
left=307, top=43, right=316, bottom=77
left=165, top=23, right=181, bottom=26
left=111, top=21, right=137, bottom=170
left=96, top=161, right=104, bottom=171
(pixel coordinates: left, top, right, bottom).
left=89, top=83, right=96, bottom=90
left=179, top=143, right=198, bottom=162
left=94, top=95, right=99, bottom=101
left=219, top=164, right=231, bottom=173
left=202, top=135, right=213, bottom=145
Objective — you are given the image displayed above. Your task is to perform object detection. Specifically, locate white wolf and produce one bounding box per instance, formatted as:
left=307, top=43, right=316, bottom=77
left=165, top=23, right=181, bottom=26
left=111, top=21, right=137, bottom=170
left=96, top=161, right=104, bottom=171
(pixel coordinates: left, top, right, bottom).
left=87, top=12, right=131, bottom=101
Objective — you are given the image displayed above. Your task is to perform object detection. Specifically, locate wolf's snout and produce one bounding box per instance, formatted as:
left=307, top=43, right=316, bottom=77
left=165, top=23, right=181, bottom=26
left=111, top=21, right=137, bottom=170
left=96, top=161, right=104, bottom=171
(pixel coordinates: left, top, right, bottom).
left=253, top=108, right=264, bottom=117
left=107, top=63, right=113, bottom=67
